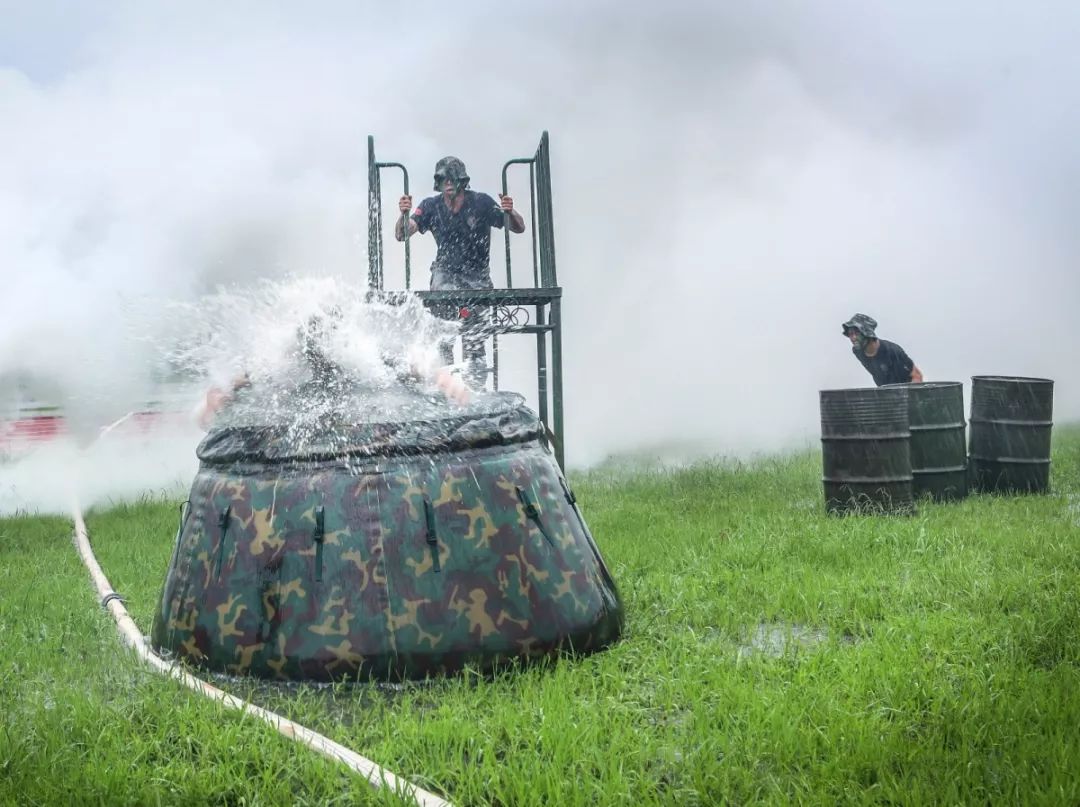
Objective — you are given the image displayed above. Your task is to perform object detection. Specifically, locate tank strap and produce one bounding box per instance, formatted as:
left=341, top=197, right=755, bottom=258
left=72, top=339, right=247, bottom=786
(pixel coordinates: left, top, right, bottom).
left=215, top=505, right=231, bottom=578
left=423, top=497, right=441, bottom=573
left=312, top=506, right=325, bottom=582
left=516, top=486, right=553, bottom=547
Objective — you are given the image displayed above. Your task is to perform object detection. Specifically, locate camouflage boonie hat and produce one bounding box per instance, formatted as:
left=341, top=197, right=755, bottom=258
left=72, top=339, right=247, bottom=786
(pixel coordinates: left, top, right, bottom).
left=842, top=313, right=878, bottom=339
left=434, top=156, right=470, bottom=191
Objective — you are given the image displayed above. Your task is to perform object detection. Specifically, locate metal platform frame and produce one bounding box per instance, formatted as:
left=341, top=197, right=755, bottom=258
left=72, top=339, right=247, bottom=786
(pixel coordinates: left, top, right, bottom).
left=367, top=132, right=566, bottom=467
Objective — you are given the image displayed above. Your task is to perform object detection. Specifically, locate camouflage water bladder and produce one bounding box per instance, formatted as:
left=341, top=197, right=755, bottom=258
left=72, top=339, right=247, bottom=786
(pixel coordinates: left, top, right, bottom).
left=150, top=384, right=623, bottom=681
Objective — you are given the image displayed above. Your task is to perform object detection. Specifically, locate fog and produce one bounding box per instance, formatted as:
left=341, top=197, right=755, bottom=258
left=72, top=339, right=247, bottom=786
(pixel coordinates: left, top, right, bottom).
left=2, top=1, right=1079, bottom=510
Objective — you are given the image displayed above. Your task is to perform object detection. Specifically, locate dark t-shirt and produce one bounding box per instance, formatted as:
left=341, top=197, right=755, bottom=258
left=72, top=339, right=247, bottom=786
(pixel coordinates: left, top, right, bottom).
left=412, top=190, right=505, bottom=290
left=854, top=339, right=916, bottom=386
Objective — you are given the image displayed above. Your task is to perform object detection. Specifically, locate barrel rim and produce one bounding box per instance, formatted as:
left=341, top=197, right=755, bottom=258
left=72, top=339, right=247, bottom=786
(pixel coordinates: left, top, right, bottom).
left=969, top=454, right=1052, bottom=466
left=971, top=375, right=1054, bottom=385
left=820, top=432, right=911, bottom=441
left=910, top=421, right=966, bottom=431
left=882, top=381, right=963, bottom=390
left=969, top=416, right=1053, bottom=427
left=820, top=386, right=907, bottom=396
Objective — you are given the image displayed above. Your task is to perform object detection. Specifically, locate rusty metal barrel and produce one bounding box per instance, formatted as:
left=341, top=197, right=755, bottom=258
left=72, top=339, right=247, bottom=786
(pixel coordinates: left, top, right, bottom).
left=969, top=375, right=1054, bottom=494
left=885, top=382, right=968, bottom=501
left=820, top=387, right=914, bottom=515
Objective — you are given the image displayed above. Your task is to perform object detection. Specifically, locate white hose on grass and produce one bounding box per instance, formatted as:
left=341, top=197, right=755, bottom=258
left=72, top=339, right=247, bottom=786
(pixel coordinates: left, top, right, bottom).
left=71, top=505, right=452, bottom=807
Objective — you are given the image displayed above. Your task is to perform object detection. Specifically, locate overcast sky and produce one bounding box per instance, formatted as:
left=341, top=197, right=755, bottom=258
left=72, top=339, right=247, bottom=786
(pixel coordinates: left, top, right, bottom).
left=2, top=0, right=1078, bottom=467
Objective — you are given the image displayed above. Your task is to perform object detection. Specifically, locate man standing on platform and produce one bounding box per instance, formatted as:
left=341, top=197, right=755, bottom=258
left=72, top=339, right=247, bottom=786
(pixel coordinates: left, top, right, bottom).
left=396, top=156, right=525, bottom=387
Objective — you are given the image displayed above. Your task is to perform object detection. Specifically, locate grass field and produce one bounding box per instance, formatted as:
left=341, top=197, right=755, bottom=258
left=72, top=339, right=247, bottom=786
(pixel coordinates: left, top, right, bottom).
left=2, top=426, right=1079, bottom=805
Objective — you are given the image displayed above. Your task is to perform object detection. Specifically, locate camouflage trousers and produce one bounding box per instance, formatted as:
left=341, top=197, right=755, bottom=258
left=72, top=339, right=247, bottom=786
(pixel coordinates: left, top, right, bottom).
left=430, top=303, right=490, bottom=366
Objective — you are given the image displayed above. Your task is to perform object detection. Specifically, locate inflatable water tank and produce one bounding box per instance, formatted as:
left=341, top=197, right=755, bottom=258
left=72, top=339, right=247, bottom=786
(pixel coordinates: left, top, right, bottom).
left=150, top=380, right=623, bottom=681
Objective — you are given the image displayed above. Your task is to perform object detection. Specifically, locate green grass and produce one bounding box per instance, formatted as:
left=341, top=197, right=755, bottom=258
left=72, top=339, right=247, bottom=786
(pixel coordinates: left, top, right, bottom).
left=3, top=426, right=1080, bottom=805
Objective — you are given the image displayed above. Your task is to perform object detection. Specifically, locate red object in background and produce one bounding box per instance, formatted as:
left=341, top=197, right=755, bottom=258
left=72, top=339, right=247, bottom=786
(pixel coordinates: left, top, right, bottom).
left=5, top=415, right=65, bottom=442
left=459, top=307, right=471, bottom=319
left=0, top=415, right=67, bottom=456
left=0, top=410, right=192, bottom=454
left=131, top=411, right=188, bottom=432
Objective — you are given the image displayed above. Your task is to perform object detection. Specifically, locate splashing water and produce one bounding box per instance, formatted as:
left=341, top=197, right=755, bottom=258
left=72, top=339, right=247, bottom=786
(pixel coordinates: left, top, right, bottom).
left=1, top=277, right=500, bottom=512
left=159, top=276, right=459, bottom=391
left=157, top=276, right=520, bottom=464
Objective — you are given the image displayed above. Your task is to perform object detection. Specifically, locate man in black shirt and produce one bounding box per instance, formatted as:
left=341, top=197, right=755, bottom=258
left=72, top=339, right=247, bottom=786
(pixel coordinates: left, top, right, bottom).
left=396, top=156, right=525, bottom=385
left=842, top=313, right=924, bottom=386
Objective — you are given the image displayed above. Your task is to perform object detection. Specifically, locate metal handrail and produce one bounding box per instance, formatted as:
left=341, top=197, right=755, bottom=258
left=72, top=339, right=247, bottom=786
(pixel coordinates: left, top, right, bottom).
left=500, top=157, right=535, bottom=289
left=376, top=161, right=411, bottom=289
left=366, top=134, right=565, bottom=467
